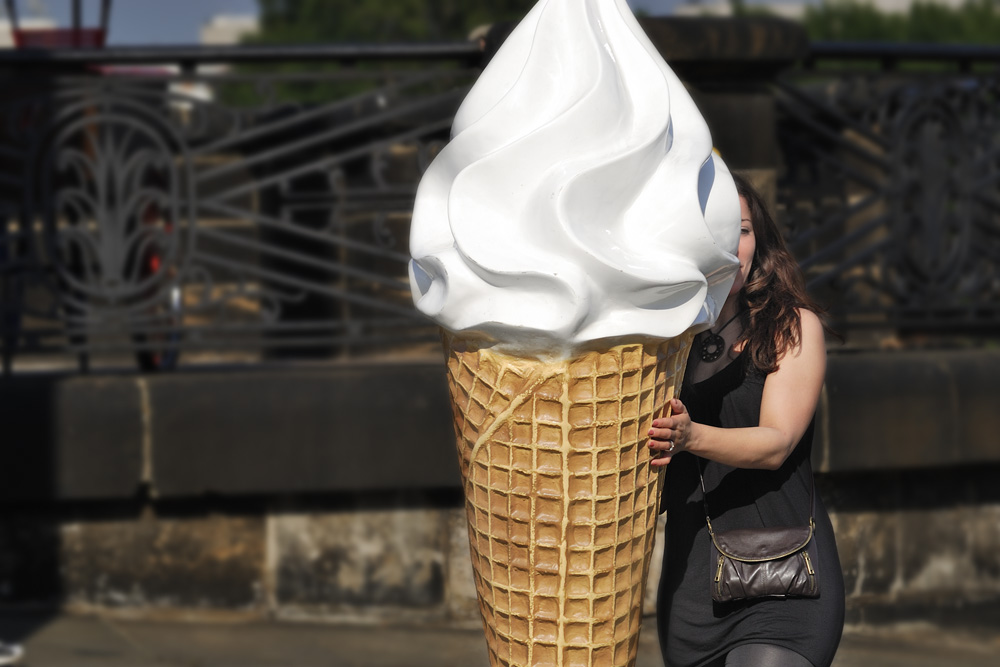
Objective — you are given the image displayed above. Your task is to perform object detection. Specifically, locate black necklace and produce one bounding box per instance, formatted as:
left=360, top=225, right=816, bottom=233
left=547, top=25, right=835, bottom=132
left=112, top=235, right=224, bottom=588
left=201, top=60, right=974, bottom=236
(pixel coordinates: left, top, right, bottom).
left=698, top=312, right=742, bottom=362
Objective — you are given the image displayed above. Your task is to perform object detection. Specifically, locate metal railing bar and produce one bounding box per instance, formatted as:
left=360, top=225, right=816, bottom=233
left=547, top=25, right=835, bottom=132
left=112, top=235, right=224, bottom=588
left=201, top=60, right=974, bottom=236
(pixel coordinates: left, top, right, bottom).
left=775, top=78, right=891, bottom=152
left=192, top=71, right=456, bottom=156
left=3, top=40, right=996, bottom=68
left=798, top=211, right=890, bottom=271
left=57, top=333, right=440, bottom=355
left=0, top=42, right=484, bottom=66
left=40, top=316, right=429, bottom=337
left=789, top=138, right=888, bottom=193
left=44, top=333, right=436, bottom=354
left=272, top=188, right=419, bottom=204
left=777, top=98, right=892, bottom=172
left=194, top=225, right=411, bottom=291
left=196, top=90, right=463, bottom=184
left=788, top=192, right=883, bottom=252
left=192, top=252, right=420, bottom=319
left=808, top=41, right=1000, bottom=65
left=195, top=199, right=412, bottom=263
left=204, top=115, right=454, bottom=203
left=198, top=68, right=476, bottom=83
left=805, top=236, right=892, bottom=289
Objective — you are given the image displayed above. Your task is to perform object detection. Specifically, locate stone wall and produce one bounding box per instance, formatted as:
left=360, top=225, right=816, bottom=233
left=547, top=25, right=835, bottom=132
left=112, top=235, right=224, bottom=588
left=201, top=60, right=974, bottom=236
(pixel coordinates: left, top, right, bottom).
left=2, top=472, right=999, bottom=634
left=1, top=351, right=999, bottom=631
left=823, top=466, right=1000, bottom=630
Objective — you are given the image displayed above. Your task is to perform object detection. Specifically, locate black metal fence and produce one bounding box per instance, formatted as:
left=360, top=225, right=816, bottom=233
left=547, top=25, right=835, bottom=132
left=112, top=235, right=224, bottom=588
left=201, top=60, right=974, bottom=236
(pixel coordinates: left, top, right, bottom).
left=776, top=42, right=1000, bottom=336
left=0, top=40, right=997, bottom=373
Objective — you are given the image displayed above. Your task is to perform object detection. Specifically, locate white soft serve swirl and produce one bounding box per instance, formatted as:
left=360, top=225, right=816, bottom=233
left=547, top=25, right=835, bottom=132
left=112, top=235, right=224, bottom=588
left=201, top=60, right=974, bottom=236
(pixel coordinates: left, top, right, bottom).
left=409, top=0, right=740, bottom=356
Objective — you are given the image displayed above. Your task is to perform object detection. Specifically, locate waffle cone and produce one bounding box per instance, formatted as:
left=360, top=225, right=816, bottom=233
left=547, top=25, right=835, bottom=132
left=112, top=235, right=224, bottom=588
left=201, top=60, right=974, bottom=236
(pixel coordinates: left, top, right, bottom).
left=442, top=331, right=694, bottom=667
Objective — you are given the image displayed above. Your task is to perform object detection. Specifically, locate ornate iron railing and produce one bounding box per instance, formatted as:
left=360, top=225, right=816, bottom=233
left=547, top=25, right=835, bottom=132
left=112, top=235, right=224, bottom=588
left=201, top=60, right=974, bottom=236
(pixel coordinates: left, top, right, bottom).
left=0, top=47, right=478, bottom=372
left=775, top=44, right=1000, bottom=336
left=0, top=42, right=997, bottom=373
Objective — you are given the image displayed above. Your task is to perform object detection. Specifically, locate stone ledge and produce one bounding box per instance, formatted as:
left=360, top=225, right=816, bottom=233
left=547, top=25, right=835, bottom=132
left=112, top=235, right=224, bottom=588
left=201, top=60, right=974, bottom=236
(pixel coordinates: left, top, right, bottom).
left=1, top=350, right=998, bottom=502
left=2, top=498, right=997, bottom=632
left=815, top=349, right=1000, bottom=472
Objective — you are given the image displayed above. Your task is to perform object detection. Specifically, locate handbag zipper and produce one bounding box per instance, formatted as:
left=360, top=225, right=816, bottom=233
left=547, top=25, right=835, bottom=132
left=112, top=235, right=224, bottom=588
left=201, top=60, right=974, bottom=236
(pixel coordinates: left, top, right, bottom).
left=802, top=551, right=814, bottom=576
left=715, top=554, right=725, bottom=596
left=803, top=551, right=816, bottom=593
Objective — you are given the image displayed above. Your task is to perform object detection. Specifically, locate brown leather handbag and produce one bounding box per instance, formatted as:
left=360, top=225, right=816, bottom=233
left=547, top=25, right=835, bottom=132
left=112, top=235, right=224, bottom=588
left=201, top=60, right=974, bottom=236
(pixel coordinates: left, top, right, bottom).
left=699, top=464, right=820, bottom=603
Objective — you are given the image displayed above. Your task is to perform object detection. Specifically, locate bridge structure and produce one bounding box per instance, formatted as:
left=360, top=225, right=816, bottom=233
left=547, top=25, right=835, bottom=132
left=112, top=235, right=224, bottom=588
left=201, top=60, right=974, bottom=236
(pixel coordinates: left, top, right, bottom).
left=0, top=17, right=997, bottom=635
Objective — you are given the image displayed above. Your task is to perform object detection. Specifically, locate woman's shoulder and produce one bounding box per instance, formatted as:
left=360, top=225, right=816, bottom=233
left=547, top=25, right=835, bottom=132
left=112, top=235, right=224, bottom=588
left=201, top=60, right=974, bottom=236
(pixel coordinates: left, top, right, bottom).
left=769, top=307, right=826, bottom=376
left=796, top=308, right=826, bottom=349
left=796, top=307, right=823, bottom=328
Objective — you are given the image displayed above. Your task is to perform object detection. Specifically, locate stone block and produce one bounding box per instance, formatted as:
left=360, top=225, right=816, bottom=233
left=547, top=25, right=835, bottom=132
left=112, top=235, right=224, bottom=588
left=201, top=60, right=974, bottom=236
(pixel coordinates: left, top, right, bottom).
left=0, top=375, right=144, bottom=501
left=271, top=508, right=448, bottom=616
left=644, top=515, right=667, bottom=617
left=148, top=363, right=459, bottom=497
left=822, top=355, right=954, bottom=471
left=969, top=507, right=1000, bottom=583
left=818, top=351, right=1000, bottom=473
left=899, top=506, right=1000, bottom=594
left=445, top=508, right=481, bottom=625
left=59, top=515, right=266, bottom=609
left=832, top=511, right=899, bottom=597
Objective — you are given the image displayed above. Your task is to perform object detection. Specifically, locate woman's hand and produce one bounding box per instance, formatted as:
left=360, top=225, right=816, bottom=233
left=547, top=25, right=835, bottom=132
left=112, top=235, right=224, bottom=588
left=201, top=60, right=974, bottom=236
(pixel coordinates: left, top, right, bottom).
left=648, top=398, right=693, bottom=467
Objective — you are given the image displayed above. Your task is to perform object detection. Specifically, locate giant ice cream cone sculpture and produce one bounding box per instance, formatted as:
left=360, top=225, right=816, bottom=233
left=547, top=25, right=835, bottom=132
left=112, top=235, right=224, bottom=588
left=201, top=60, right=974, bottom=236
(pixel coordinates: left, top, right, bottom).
left=443, top=333, right=692, bottom=666
left=409, top=1, right=741, bottom=665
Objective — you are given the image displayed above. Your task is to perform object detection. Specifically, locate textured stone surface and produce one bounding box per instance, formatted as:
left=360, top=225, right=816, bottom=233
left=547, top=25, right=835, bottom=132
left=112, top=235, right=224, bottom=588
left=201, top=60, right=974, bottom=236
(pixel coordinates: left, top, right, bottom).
left=150, top=364, right=458, bottom=497
left=643, top=515, right=667, bottom=617
left=60, top=516, right=266, bottom=610
left=0, top=375, right=144, bottom=501
left=817, top=351, right=1000, bottom=472
left=902, top=507, right=1000, bottom=594
left=446, top=508, right=482, bottom=625
left=1, top=470, right=998, bottom=633
left=272, top=508, right=449, bottom=617
left=3, top=352, right=998, bottom=509
left=833, top=511, right=899, bottom=597
left=0, top=514, right=265, bottom=609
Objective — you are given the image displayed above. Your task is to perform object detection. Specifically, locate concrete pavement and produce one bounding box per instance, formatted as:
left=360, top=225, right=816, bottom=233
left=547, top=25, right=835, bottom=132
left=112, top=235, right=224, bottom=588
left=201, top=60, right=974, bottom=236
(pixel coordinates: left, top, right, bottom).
left=0, top=612, right=997, bottom=666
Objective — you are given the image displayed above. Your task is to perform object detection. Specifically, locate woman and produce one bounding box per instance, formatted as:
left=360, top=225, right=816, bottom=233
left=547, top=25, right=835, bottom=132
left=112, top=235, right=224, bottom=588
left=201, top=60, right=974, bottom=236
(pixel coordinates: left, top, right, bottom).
left=649, top=174, right=845, bottom=667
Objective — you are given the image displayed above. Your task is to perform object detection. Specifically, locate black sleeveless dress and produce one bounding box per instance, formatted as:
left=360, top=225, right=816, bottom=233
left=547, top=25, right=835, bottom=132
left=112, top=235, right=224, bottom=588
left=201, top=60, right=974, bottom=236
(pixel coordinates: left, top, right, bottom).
left=656, top=354, right=844, bottom=667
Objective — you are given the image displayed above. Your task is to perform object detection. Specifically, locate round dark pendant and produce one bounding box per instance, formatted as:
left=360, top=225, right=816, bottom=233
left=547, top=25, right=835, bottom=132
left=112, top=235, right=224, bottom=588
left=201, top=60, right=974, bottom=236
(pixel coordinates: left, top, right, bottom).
left=699, top=332, right=725, bottom=362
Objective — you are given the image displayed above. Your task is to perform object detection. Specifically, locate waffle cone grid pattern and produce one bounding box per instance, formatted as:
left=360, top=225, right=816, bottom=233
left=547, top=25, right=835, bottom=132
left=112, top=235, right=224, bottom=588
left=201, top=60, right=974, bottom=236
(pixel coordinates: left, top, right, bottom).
left=443, top=333, right=693, bottom=667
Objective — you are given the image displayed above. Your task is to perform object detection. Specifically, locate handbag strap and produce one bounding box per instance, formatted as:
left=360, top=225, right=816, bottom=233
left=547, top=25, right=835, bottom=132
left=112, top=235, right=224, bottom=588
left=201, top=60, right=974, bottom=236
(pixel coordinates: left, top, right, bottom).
left=697, top=457, right=815, bottom=536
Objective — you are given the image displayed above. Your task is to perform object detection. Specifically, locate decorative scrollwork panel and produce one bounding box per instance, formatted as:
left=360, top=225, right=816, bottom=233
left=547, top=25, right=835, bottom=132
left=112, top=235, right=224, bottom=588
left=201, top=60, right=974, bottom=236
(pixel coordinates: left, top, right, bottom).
left=776, top=71, right=1000, bottom=334
left=0, top=65, right=474, bottom=371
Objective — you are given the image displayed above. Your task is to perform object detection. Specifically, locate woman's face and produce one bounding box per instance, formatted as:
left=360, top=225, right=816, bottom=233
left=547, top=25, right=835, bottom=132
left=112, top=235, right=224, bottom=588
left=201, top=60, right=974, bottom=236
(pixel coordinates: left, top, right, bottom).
left=730, top=196, right=756, bottom=297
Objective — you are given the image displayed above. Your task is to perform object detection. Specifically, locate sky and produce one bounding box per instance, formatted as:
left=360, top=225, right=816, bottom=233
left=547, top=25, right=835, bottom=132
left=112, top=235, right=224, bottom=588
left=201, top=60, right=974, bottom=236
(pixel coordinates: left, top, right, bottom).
left=25, top=0, right=684, bottom=46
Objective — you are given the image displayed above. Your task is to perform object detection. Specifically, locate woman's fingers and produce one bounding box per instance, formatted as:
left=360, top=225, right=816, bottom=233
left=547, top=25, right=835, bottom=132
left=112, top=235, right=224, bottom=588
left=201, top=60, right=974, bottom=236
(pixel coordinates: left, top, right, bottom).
left=648, top=398, right=693, bottom=466
left=648, top=426, right=674, bottom=442
left=647, top=399, right=691, bottom=466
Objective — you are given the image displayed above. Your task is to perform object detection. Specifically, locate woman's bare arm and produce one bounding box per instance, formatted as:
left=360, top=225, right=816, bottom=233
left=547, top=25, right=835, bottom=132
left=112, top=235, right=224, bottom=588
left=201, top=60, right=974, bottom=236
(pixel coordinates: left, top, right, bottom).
left=648, top=309, right=826, bottom=470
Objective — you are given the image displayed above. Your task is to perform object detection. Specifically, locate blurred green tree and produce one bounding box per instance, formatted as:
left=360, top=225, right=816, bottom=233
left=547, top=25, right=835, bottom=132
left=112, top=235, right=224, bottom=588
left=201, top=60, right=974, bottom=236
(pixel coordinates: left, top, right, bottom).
left=800, top=0, right=1000, bottom=44
left=249, top=0, right=536, bottom=43
left=224, top=1, right=536, bottom=106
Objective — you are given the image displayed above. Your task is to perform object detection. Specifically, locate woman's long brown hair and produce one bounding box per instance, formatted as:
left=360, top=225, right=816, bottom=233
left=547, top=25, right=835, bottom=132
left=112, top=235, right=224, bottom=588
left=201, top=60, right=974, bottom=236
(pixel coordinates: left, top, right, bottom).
left=733, top=173, right=824, bottom=374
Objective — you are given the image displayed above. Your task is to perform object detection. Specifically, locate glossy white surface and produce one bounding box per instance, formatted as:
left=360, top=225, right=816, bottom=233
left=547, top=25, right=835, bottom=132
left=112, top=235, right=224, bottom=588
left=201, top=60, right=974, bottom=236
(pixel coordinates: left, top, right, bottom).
left=409, top=0, right=740, bottom=357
